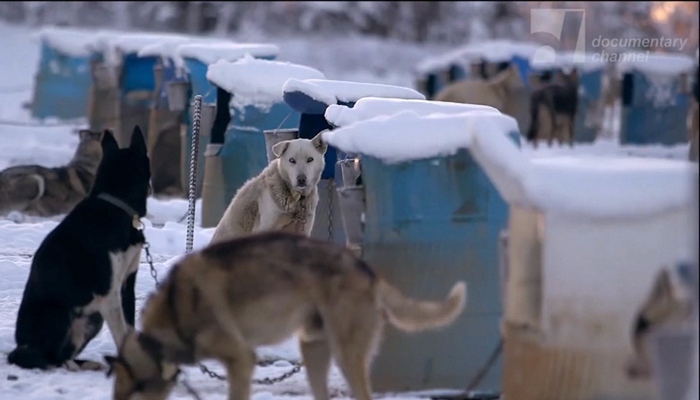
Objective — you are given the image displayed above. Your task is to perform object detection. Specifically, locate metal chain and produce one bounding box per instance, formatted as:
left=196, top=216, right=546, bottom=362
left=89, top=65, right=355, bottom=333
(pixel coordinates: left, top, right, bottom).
left=144, top=241, right=159, bottom=288
left=199, top=360, right=303, bottom=385
left=298, top=196, right=307, bottom=235
left=465, top=338, right=503, bottom=392
left=185, top=95, right=202, bottom=254
left=327, top=178, right=334, bottom=242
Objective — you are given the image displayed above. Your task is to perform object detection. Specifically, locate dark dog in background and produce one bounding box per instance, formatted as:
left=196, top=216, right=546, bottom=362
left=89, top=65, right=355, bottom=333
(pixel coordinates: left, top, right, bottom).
left=8, top=126, right=151, bottom=371
left=0, top=129, right=105, bottom=217
left=527, top=68, right=579, bottom=147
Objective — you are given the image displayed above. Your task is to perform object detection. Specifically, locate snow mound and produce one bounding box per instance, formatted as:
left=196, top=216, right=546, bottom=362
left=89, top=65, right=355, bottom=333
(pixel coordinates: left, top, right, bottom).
left=206, top=56, right=325, bottom=112
left=322, top=110, right=518, bottom=164
left=325, top=97, right=498, bottom=127
left=33, top=26, right=107, bottom=57
left=283, top=78, right=425, bottom=108
left=178, top=42, right=280, bottom=66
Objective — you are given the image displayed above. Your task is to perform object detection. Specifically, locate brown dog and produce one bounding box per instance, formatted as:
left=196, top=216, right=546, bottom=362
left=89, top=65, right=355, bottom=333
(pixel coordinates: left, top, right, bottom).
left=433, top=64, right=529, bottom=132
left=0, top=129, right=105, bottom=217
left=105, top=231, right=467, bottom=400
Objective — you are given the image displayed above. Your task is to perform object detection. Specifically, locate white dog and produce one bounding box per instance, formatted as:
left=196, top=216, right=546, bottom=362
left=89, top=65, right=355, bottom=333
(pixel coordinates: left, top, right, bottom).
left=210, top=132, right=328, bottom=244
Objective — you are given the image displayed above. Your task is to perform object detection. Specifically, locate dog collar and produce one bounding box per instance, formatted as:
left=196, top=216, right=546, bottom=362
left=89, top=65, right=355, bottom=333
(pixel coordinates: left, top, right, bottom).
left=97, top=193, right=144, bottom=230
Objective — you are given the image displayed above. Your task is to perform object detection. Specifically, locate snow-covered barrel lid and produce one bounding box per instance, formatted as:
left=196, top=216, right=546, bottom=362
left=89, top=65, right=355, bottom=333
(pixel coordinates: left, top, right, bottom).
left=617, top=52, right=695, bottom=77
left=205, top=55, right=325, bottom=112
left=137, top=37, right=227, bottom=67
left=465, top=124, right=698, bottom=219
left=530, top=51, right=607, bottom=73
left=415, top=40, right=542, bottom=75
left=177, top=42, right=280, bottom=67
left=33, top=26, right=113, bottom=57
left=322, top=109, right=517, bottom=164
left=325, top=97, right=498, bottom=128
left=282, top=79, right=425, bottom=115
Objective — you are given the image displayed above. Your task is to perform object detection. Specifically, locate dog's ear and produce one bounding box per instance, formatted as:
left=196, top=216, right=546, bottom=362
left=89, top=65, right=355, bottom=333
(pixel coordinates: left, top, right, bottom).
left=101, top=130, right=120, bottom=156
left=129, top=125, right=147, bottom=156
left=311, top=131, right=328, bottom=155
left=272, top=141, right=290, bottom=158
left=649, top=267, right=674, bottom=304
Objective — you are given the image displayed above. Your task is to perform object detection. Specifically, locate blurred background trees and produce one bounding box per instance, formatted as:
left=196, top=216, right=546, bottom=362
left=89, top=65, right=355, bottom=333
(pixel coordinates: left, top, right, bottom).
left=0, top=1, right=697, bottom=55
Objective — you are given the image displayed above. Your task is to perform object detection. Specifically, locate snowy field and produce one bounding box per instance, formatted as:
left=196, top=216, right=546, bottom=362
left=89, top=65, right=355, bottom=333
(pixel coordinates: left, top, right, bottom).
left=0, top=21, right=693, bottom=400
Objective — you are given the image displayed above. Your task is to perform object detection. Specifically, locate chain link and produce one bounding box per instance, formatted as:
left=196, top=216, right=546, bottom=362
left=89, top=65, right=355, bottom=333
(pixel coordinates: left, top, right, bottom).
left=144, top=241, right=159, bottom=287
left=327, top=178, right=334, bottom=242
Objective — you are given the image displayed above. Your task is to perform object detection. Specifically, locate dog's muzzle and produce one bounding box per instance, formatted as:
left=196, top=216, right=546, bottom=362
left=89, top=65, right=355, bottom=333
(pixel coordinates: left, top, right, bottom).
left=296, top=175, right=307, bottom=188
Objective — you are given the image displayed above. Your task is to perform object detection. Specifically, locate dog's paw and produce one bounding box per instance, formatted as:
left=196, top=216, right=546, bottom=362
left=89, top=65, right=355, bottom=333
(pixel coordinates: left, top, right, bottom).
left=79, top=360, right=106, bottom=371
left=63, top=360, right=80, bottom=372
left=63, top=359, right=107, bottom=372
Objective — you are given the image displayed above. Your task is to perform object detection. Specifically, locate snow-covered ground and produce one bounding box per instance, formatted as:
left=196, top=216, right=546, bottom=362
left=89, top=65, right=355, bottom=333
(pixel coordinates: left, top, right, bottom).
left=0, top=21, right=693, bottom=400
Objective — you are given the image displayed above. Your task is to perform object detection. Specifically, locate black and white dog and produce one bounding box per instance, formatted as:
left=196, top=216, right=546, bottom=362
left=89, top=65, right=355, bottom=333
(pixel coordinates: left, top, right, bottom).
left=8, top=126, right=151, bottom=371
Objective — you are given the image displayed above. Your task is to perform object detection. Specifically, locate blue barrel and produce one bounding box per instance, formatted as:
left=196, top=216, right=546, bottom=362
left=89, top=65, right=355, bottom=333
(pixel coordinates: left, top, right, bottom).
left=31, top=39, right=93, bottom=120
left=361, top=131, right=520, bottom=393
left=116, top=52, right=160, bottom=145
left=121, top=54, right=158, bottom=96
left=620, top=55, right=695, bottom=145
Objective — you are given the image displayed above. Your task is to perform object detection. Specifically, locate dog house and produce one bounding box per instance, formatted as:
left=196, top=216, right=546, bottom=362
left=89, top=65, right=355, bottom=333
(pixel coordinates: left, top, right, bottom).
left=414, top=40, right=542, bottom=99
left=465, top=126, right=698, bottom=400
left=175, top=42, right=280, bottom=198
left=529, top=52, right=607, bottom=143
left=618, top=52, right=696, bottom=146
left=97, top=32, right=191, bottom=147
left=28, top=27, right=98, bottom=121
left=198, top=57, right=325, bottom=227
left=322, top=108, right=521, bottom=394
left=280, top=78, right=425, bottom=246
left=85, top=30, right=126, bottom=134
left=324, top=97, right=503, bottom=255
left=134, top=38, right=218, bottom=197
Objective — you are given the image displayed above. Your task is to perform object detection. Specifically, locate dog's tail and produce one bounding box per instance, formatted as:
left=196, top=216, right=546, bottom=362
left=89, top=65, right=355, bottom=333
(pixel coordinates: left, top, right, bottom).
left=377, top=279, right=467, bottom=333
left=29, top=174, right=45, bottom=201
left=7, top=345, right=50, bottom=370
